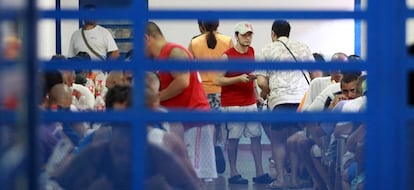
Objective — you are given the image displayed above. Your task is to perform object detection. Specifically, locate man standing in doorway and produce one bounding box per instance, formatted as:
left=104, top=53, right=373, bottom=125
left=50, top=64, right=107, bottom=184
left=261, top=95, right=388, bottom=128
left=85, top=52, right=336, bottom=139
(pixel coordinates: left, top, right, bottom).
left=68, top=4, right=120, bottom=61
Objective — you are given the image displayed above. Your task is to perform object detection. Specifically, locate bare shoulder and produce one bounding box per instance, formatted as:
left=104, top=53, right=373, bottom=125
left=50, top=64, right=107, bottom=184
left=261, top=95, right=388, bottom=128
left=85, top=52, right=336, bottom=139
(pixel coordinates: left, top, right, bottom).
left=169, top=47, right=191, bottom=59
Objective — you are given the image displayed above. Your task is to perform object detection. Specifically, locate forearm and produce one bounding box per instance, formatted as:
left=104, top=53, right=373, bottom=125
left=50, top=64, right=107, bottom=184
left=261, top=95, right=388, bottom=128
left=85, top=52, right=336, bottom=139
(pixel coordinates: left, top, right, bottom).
left=215, top=75, right=241, bottom=86
left=108, top=50, right=120, bottom=60
left=159, top=76, right=189, bottom=101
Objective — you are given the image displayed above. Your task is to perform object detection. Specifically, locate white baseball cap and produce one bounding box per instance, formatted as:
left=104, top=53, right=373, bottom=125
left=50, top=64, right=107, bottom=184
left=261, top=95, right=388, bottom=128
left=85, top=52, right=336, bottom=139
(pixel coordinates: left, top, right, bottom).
left=235, top=22, right=254, bottom=35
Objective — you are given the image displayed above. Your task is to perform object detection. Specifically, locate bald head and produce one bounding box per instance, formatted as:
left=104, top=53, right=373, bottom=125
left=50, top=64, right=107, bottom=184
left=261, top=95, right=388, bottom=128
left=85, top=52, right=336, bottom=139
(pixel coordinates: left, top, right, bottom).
left=331, top=52, right=348, bottom=62
left=106, top=71, right=126, bottom=89
left=146, top=21, right=164, bottom=38
left=50, top=84, right=72, bottom=107
left=329, top=52, right=348, bottom=83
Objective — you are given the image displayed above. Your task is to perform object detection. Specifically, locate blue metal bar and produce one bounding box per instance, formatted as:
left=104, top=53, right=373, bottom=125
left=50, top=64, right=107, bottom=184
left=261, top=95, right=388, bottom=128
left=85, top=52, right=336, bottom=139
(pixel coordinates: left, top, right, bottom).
left=38, top=9, right=365, bottom=20
left=55, top=0, right=61, bottom=54
left=354, top=0, right=361, bottom=55
left=365, top=0, right=403, bottom=189
left=114, top=38, right=133, bottom=43
left=0, top=111, right=16, bottom=124
left=147, top=10, right=365, bottom=20
left=132, top=0, right=147, bottom=189
left=39, top=9, right=135, bottom=19
left=40, top=111, right=367, bottom=123
left=40, top=60, right=368, bottom=71
left=0, top=10, right=20, bottom=20
left=26, top=0, right=39, bottom=189
left=100, top=24, right=133, bottom=28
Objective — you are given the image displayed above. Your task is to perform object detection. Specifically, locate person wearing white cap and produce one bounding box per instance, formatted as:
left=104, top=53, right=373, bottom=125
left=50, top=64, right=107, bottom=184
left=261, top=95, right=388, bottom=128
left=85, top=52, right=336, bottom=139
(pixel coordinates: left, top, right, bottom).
left=215, top=21, right=273, bottom=185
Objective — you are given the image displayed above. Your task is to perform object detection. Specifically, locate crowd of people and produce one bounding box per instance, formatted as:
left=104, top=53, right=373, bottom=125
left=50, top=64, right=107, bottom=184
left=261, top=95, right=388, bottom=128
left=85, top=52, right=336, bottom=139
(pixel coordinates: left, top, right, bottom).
left=0, top=4, right=373, bottom=190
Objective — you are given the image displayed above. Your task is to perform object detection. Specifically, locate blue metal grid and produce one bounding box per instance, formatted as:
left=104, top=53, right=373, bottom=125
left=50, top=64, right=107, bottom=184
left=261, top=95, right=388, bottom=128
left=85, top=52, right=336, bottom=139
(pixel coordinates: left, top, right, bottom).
left=6, top=0, right=409, bottom=189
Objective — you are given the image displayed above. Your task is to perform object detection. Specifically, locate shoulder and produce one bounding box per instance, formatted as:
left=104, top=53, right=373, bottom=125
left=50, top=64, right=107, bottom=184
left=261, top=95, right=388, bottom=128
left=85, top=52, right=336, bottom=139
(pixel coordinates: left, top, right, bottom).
left=216, top=33, right=232, bottom=41
left=192, top=34, right=207, bottom=43
left=170, top=46, right=191, bottom=59
left=96, top=25, right=113, bottom=35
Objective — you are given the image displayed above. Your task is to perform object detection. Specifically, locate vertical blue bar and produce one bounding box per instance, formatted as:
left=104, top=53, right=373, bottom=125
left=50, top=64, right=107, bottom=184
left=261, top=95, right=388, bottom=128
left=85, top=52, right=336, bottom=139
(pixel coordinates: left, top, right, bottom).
left=55, top=0, right=61, bottom=54
left=132, top=0, right=147, bottom=189
left=26, top=0, right=39, bottom=189
left=354, top=0, right=361, bottom=56
left=366, top=0, right=403, bottom=189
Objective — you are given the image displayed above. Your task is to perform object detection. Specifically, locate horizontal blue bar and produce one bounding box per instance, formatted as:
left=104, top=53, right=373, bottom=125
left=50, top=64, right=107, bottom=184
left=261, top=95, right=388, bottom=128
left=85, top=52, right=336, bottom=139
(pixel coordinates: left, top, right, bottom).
left=40, top=111, right=367, bottom=123
left=114, top=38, right=133, bottom=43
left=0, top=110, right=17, bottom=123
left=40, top=60, right=368, bottom=71
left=39, top=10, right=365, bottom=20
left=100, top=24, right=133, bottom=28
left=0, top=10, right=22, bottom=20
left=148, top=10, right=365, bottom=20
left=39, top=10, right=134, bottom=19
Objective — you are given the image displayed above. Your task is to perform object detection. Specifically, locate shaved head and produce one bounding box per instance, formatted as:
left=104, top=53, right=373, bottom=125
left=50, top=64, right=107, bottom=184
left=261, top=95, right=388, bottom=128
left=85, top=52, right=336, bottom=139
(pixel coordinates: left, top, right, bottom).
left=50, top=83, right=72, bottom=107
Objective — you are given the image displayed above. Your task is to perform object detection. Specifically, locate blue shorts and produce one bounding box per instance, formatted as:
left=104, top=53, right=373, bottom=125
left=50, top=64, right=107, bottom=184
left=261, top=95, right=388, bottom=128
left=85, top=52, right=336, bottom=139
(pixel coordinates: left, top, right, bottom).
left=271, top=103, right=300, bottom=131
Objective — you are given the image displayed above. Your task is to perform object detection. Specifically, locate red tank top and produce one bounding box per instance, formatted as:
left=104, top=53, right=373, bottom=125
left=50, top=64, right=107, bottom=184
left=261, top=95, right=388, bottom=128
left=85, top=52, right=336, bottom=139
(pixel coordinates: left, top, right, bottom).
left=157, top=43, right=210, bottom=110
left=221, top=47, right=257, bottom=106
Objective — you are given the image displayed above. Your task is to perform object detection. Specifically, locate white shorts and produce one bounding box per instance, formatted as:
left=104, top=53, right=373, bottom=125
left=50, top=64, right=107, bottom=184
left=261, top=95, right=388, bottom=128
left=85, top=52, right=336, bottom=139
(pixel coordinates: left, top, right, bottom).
left=184, top=124, right=217, bottom=179
left=221, top=104, right=262, bottom=139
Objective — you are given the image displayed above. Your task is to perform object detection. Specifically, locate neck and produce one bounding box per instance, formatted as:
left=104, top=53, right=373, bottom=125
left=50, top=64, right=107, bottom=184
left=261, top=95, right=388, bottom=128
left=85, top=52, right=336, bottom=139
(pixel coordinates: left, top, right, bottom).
left=83, top=24, right=96, bottom=30
left=235, top=44, right=248, bottom=54
left=152, top=39, right=168, bottom=57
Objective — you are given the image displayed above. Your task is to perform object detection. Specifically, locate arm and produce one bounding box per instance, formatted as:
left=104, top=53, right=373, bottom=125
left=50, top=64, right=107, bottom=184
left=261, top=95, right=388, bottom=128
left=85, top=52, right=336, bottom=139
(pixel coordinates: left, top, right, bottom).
left=346, top=124, right=366, bottom=152
left=309, top=71, right=323, bottom=80
left=214, top=71, right=251, bottom=86
left=187, top=41, right=194, bottom=55
left=256, top=74, right=270, bottom=100
left=108, top=50, right=120, bottom=60
left=159, top=72, right=190, bottom=101
left=159, top=47, right=192, bottom=101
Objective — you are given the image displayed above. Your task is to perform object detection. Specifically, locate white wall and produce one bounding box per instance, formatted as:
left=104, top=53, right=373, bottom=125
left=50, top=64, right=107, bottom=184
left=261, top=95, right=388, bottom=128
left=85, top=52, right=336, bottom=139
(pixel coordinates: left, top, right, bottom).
left=36, top=0, right=414, bottom=59
left=153, top=19, right=355, bottom=60
left=37, top=0, right=78, bottom=60
left=150, top=0, right=356, bottom=59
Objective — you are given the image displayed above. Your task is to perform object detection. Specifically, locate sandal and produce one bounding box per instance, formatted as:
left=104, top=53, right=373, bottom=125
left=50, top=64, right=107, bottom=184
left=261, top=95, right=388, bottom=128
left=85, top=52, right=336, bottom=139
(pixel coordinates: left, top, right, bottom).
left=253, top=173, right=274, bottom=184
left=228, top=175, right=248, bottom=184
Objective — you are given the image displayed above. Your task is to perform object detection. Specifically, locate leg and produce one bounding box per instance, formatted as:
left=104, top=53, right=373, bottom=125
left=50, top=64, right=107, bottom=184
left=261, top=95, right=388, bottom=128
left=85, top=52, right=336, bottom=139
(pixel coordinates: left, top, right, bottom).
left=270, top=127, right=288, bottom=187
left=227, top=138, right=240, bottom=177
left=250, top=136, right=264, bottom=176
left=298, top=138, right=327, bottom=190
left=287, top=130, right=307, bottom=187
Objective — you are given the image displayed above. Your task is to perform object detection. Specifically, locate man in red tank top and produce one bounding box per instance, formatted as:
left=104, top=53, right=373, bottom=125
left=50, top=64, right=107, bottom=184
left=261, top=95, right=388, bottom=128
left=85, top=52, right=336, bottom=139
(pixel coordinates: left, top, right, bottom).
left=215, top=22, right=273, bottom=185
left=145, top=21, right=217, bottom=180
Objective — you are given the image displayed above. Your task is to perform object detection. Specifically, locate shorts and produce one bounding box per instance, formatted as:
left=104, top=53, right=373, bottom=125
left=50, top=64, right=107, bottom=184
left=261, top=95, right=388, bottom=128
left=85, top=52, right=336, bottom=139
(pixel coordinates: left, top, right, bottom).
left=207, top=93, right=221, bottom=111
left=271, top=103, right=300, bottom=131
left=184, top=124, right=217, bottom=179
left=221, top=104, right=262, bottom=139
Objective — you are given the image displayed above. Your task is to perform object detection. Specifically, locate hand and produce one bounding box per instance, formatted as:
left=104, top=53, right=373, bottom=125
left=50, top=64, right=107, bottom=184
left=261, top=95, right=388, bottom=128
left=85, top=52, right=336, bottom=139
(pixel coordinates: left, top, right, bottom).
left=247, top=74, right=257, bottom=80
left=329, top=94, right=348, bottom=110
left=260, top=88, right=270, bottom=100
left=238, top=74, right=251, bottom=83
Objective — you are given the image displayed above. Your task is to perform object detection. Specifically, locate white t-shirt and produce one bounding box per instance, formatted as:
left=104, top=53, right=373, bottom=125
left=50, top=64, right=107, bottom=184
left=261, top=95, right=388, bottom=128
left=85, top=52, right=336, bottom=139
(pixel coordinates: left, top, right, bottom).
left=255, top=36, right=314, bottom=109
left=301, top=76, right=336, bottom=111
left=68, top=25, right=118, bottom=60
left=305, top=83, right=341, bottom=111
